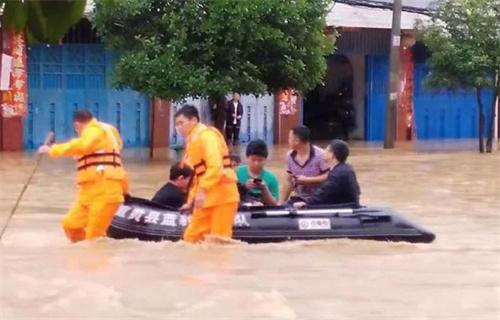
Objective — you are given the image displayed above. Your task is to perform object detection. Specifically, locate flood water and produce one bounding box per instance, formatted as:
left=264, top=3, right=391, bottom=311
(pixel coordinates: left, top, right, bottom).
left=1, top=142, right=499, bottom=319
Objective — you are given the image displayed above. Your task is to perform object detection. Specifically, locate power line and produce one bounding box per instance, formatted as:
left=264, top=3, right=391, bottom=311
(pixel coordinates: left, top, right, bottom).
left=334, top=0, right=434, bottom=16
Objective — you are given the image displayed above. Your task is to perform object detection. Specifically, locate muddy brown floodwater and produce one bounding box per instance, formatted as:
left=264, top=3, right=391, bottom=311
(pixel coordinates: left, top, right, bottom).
left=1, top=142, right=499, bottom=319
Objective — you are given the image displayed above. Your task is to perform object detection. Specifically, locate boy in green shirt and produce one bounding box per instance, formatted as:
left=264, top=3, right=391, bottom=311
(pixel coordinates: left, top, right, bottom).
left=236, top=140, right=279, bottom=206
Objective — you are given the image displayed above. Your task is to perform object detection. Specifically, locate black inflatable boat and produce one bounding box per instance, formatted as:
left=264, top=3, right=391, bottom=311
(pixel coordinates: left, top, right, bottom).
left=107, top=197, right=435, bottom=244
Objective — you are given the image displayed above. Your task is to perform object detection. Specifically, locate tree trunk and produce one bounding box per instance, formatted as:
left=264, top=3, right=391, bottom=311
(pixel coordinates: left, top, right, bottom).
left=475, top=87, right=485, bottom=153
left=485, top=73, right=499, bottom=153
left=209, top=94, right=226, bottom=135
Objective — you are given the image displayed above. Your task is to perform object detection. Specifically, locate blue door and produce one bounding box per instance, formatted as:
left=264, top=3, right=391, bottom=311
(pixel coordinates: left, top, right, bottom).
left=413, top=64, right=493, bottom=139
left=25, top=44, right=150, bottom=149
left=365, top=55, right=389, bottom=141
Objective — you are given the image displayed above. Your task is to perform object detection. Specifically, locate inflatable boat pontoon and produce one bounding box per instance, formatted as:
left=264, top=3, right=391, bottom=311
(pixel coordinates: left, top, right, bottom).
left=107, top=197, right=435, bottom=243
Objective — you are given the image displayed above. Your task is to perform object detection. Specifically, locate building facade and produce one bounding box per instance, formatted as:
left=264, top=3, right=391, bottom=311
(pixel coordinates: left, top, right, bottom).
left=1, top=7, right=497, bottom=151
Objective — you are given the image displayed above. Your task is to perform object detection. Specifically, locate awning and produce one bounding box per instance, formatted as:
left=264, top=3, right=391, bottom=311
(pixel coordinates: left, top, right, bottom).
left=83, top=0, right=432, bottom=30
left=326, top=2, right=432, bottom=29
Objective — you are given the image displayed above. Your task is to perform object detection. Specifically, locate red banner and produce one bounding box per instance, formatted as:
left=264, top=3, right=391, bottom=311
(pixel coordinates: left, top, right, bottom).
left=1, top=31, right=27, bottom=117
left=397, top=45, right=414, bottom=140
left=278, top=88, right=299, bottom=115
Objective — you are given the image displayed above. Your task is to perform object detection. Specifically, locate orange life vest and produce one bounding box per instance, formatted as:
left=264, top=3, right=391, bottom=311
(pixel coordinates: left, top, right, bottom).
left=74, top=121, right=127, bottom=184
left=183, top=124, right=239, bottom=207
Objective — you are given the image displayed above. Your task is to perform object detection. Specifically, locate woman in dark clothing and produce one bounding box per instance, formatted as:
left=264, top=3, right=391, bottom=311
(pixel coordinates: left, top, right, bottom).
left=293, top=139, right=361, bottom=208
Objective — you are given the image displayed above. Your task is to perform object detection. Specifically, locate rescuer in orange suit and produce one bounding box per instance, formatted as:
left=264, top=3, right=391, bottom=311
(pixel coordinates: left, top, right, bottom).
left=38, top=110, right=129, bottom=242
left=175, top=105, right=240, bottom=243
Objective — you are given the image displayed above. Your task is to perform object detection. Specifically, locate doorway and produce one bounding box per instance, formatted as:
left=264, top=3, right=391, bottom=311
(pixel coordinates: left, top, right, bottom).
left=303, top=54, right=355, bottom=141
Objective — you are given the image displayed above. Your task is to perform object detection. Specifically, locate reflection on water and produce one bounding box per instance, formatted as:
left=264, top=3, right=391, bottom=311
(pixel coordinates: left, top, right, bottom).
left=1, top=143, right=499, bottom=319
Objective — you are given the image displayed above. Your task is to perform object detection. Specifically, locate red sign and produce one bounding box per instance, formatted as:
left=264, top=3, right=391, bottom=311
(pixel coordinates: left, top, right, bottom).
left=278, top=88, right=299, bottom=115
left=1, top=31, right=27, bottom=117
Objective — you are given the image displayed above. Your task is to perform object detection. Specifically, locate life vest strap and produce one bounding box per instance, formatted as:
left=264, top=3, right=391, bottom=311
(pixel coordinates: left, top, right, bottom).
left=78, top=152, right=121, bottom=163
left=77, top=161, right=122, bottom=171
left=193, top=155, right=232, bottom=177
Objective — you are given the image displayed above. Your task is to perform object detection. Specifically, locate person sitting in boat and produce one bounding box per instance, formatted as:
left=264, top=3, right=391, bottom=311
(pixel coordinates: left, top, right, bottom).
left=293, top=139, right=361, bottom=208
left=280, top=126, right=330, bottom=204
left=152, top=162, right=194, bottom=209
left=236, top=139, right=279, bottom=206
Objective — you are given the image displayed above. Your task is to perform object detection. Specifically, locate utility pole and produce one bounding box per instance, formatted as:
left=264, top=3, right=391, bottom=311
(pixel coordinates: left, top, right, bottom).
left=384, top=0, right=402, bottom=149
left=494, top=94, right=498, bottom=152
left=0, top=106, right=3, bottom=151
left=494, top=73, right=499, bottom=151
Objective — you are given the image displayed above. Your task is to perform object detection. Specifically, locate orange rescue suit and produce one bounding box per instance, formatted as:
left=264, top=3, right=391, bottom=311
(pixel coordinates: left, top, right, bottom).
left=49, top=118, right=129, bottom=242
left=183, top=123, right=239, bottom=243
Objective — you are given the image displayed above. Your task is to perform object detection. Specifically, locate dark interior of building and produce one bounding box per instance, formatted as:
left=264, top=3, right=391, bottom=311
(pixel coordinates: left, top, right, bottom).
left=303, top=54, right=355, bottom=141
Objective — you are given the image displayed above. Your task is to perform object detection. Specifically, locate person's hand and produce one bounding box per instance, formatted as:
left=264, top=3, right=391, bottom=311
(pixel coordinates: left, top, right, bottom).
left=237, top=115, right=242, bottom=119
left=294, top=175, right=308, bottom=185
left=194, top=189, right=206, bottom=208
left=293, top=201, right=307, bottom=209
left=179, top=203, right=192, bottom=213
left=246, top=180, right=267, bottom=191
left=255, top=180, right=268, bottom=191
left=38, top=145, right=51, bottom=154
left=244, top=180, right=257, bottom=190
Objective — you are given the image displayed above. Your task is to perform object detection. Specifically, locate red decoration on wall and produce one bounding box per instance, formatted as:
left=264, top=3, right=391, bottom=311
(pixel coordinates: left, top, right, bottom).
left=278, top=88, right=299, bottom=115
left=398, top=46, right=414, bottom=141
left=1, top=31, right=27, bottom=118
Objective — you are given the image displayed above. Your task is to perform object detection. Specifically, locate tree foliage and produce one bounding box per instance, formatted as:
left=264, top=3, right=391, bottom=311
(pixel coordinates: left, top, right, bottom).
left=420, top=0, right=500, bottom=152
left=1, top=0, right=86, bottom=43
left=93, top=0, right=334, bottom=101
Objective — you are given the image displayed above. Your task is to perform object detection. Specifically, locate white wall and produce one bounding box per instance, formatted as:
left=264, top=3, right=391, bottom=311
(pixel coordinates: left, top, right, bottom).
left=169, top=94, right=274, bottom=145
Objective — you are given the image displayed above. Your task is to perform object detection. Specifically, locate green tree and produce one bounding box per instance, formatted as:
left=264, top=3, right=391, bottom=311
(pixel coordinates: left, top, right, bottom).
left=93, top=0, right=334, bottom=131
left=420, top=0, right=500, bottom=153
left=1, top=0, right=86, bottom=43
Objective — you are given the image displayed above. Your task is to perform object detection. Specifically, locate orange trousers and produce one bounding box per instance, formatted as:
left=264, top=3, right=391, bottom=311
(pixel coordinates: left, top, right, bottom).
left=62, top=178, right=125, bottom=242
left=183, top=202, right=238, bottom=243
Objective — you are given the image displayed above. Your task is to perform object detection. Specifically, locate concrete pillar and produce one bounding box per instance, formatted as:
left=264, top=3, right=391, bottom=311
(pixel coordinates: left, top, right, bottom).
left=1, top=116, right=23, bottom=151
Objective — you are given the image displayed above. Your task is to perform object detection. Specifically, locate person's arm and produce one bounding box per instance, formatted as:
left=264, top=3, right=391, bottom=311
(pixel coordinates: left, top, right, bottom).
left=279, top=181, right=292, bottom=205
left=269, top=174, right=280, bottom=202
left=261, top=174, right=279, bottom=206
left=49, top=126, right=101, bottom=158
left=259, top=183, right=277, bottom=206
left=197, top=131, right=224, bottom=191
left=111, top=126, right=124, bottom=151
left=295, top=173, right=328, bottom=185
left=295, top=154, right=330, bottom=185
left=306, top=173, right=339, bottom=205
left=279, top=160, right=294, bottom=204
